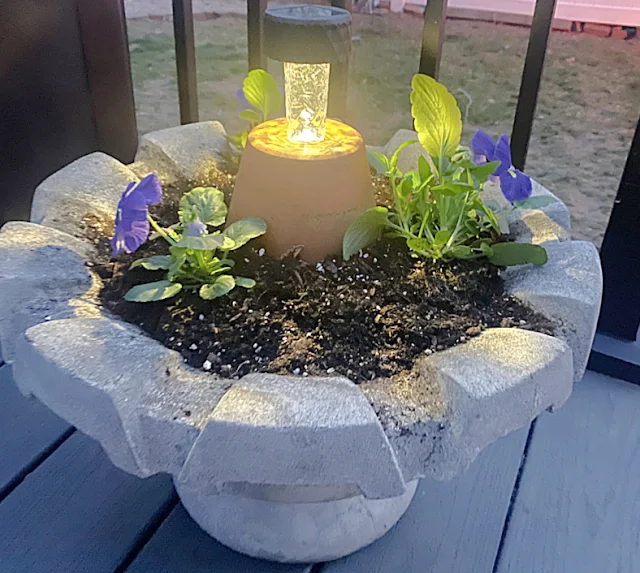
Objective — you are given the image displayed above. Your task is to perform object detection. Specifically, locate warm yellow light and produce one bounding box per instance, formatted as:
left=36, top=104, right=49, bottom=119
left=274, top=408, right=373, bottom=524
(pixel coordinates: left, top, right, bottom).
left=249, top=118, right=362, bottom=160
left=284, top=62, right=331, bottom=144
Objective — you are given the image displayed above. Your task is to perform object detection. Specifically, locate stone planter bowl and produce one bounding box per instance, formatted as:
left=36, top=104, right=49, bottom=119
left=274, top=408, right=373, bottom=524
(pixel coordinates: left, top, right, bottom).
left=0, top=124, right=602, bottom=563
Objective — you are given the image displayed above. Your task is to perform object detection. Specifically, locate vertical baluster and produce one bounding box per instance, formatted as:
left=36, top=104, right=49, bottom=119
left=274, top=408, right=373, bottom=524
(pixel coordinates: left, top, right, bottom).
left=510, top=0, right=557, bottom=170
left=173, top=0, right=199, bottom=124
left=247, top=0, right=267, bottom=71
left=596, top=115, right=640, bottom=341
left=419, top=0, right=448, bottom=79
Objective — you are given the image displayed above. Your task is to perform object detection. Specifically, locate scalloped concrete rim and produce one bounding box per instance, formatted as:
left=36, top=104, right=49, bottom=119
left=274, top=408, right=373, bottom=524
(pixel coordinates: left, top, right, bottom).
left=0, top=124, right=603, bottom=561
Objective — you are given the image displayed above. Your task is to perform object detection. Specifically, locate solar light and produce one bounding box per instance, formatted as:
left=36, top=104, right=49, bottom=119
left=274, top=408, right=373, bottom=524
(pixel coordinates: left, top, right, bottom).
left=229, top=4, right=374, bottom=262
left=264, top=4, right=351, bottom=144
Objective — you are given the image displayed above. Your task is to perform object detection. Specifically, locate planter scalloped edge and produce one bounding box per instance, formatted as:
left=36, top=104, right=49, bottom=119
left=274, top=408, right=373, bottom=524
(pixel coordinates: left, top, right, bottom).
left=0, top=124, right=602, bottom=563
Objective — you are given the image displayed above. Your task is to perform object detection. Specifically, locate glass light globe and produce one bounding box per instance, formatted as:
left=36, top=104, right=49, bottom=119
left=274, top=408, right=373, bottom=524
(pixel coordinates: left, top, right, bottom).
left=284, top=62, right=331, bottom=144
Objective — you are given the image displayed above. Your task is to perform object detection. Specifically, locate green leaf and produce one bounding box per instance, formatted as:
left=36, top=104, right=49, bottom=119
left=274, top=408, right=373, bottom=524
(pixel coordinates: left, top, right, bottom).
left=167, top=248, right=187, bottom=281
left=418, top=155, right=432, bottom=181
left=234, top=276, right=256, bottom=289
left=242, top=69, right=283, bottom=121
left=474, top=199, right=502, bottom=234
left=406, top=237, right=431, bottom=255
left=129, top=255, right=172, bottom=271
left=432, top=181, right=473, bottom=196
left=468, top=160, right=501, bottom=184
left=410, top=74, right=462, bottom=160
left=175, top=234, right=226, bottom=250
left=434, top=229, right=452, bottom=247
left=239, top=109, right=263, bottom=124
left=389, top=139, right=418, bottom=172
left=512, top=196, right=557, bottom=210
left=179, top=187, right=227, bottom=227
left=124, top=280, right=182, bottom=302
left=480, top=242, right=494, bottom=257
left=398, top=176, right=413, bottom=198
left=488, top=242, right=548, bottom=266
left=436, top=193, right=467, bottom=231
left=449, top=245, right=474, bottom=259
left=228, top=130, right=248, bottom=151
left=343, top=207, right=389, bottom=261
left=199, top=275, right=236, bottom=300
left=222, top=217, right=267, bottom=250
left=367, top=149, right=390, bottom=174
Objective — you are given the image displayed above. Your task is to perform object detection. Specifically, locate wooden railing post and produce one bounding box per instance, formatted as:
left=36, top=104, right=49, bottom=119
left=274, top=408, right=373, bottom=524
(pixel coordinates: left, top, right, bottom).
left=419, top=0, right=448, bottom=79
left=172, top=0, right=199, bottom=124
left=510, top=0, right=557, bottom=170
left=247, top=0, right=267, bottom=71
left=77, top=0, right=138, bottom=161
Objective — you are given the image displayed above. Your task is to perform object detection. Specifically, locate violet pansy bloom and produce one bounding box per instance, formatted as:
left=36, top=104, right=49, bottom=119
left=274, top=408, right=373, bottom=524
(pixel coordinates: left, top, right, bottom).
left=110, top=174, right=162, bottom=258
left=235, top=87, right=252, bottom=111
left=184, top=218, right=207, bottom=237
left=471, top=129, right=532, bottom=203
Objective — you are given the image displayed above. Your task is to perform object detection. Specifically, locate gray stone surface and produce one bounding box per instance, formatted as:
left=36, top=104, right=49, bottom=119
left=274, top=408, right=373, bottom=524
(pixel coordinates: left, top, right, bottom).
left=176, top=479, right=419, bottom=563
left=178, top=373, right=407, bottom=500
left=0, top=222, right=100, bottom=368
left=135, top=121, right=229, bottom=183
left=30, top=152, right=139, bottom=237
left=364, top=328, right=574, bottom=482
left=0, top=121, right=604, bottom=564
left=503, top=241, right=602, bottom=381
left=382, top=129, right=426, bottom=174
left=13, top=317, right=230, bottom=477
left=483, top=179, right=572, bottom=244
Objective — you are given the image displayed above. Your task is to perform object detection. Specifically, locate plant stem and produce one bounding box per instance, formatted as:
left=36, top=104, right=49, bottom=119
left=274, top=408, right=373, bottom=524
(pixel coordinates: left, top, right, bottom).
left=195, top=250, right=208, bottom=272
left=446, top=191, right=470, bottom=249
left=385, top=220, right=411, bottom=237
left=148, top=215, right=177, bottom=246
left=437, top=156, right=445, bottom=184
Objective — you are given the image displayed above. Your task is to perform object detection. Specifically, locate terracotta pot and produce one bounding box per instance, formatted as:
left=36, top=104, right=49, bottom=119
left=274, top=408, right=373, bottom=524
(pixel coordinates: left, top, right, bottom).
left=228, top=118, right=374, bottom=262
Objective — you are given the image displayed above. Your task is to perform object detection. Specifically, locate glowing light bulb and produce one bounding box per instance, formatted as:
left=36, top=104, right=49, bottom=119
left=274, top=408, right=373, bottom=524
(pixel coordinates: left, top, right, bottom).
left=284, top=62, right=331, bottom=144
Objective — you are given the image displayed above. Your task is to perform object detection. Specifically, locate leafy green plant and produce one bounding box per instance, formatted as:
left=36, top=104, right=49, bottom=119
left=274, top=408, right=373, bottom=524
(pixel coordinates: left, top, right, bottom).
left=343, top=74, right=551, bottom=266
left=124, top=187, right=266, bottom=302
left=227, top=69, right=284, bottom=152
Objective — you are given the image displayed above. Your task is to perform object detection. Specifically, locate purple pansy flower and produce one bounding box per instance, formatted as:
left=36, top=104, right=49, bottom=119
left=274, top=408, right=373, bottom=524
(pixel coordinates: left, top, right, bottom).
left=235, top=87, right=252, bottom=111
left=184, top=218, right=207, bottom=237
left=471, top=129, right=532, bottom=203
left=110, top=174, right=162, bottom=258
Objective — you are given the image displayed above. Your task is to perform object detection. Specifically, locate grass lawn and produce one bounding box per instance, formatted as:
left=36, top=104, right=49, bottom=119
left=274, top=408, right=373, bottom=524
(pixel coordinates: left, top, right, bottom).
left=127, top=13, right=639, bottom=246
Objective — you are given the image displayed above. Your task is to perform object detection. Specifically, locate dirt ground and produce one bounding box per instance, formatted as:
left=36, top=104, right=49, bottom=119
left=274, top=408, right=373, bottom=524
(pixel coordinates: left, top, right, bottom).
left=126, top=12, right=639, bottom=246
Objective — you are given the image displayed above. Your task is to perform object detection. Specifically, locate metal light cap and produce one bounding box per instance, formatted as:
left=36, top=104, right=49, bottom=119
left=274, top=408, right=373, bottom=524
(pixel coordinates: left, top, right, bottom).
left=263, top=4, right=352, bottom=64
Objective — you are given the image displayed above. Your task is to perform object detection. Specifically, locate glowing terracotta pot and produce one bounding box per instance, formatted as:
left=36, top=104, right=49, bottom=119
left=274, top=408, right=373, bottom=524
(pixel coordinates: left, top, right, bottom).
left=228, top=118, right=374, bottom=262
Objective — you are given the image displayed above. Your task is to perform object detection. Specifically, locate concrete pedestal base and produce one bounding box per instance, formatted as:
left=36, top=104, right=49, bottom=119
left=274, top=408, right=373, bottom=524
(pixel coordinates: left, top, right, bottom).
left=175, top=479, right=419, bottom=563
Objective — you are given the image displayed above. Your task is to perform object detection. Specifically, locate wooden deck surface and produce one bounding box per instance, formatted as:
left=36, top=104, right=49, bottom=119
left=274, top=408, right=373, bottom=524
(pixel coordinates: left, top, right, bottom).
left=0, top=359, right=638, bottom=572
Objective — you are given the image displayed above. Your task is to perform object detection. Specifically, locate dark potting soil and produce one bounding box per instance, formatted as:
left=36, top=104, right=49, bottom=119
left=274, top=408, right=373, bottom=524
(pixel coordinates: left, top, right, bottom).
left=94, top=172, right=557, bottom=384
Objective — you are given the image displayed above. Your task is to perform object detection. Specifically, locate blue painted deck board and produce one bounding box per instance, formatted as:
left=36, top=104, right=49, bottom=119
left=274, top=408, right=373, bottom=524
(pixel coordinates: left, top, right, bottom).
left=0, top=430, right=176, bottom=573
left=0, top=364, right=72, bottom=497
left=126, top=503, right=312, bottom=573
left=496, top=371, right=640, bottom=573
left=322, top=427, right=529, bottom=573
